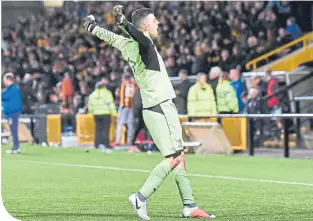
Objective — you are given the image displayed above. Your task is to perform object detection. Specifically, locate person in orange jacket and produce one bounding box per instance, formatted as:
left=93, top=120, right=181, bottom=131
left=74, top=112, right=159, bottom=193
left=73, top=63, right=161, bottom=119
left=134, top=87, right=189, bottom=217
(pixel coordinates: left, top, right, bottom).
left=60, top=72, right=75, bottom=109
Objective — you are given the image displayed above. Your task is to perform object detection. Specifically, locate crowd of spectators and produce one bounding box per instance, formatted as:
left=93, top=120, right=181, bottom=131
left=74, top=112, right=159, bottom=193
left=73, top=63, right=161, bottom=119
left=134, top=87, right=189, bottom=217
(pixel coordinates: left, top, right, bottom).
left=1, top=1, right=307, bottom=118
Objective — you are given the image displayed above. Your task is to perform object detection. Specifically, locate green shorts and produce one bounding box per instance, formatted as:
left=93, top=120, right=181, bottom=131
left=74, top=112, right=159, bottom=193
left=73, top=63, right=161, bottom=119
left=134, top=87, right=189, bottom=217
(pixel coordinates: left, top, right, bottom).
left=143, top=99, right=184, bottom=157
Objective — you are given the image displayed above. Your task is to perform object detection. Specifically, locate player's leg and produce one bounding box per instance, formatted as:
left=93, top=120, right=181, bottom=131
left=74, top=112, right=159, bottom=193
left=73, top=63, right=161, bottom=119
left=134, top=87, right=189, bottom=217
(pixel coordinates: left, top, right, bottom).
left=126, top=108, right=134, bottom=144
left=99, top=114, right=112, bottom=153
left=138, top=100, right=186, bottom=199
left=103, top=114, right=111, bottom=148
left=94, top=115, right=102, bottom=148
left=131, top=112, right=145, bottom=145
left=131, top=116, right=142, bottom=145
left=128, top=101, right=184, bottom=220
left=171, top=152, right=195, bottom=206
left=115, top=107, right=125, bottom=145
left=11, top=112, right=20, bottom=151
left=173, top=153, right=216, bottom=219
left=6, top=112, right=20, bottom=154
left=129, top=151, right=183, bottom=220
left=161, top=100, right=215, bottom=219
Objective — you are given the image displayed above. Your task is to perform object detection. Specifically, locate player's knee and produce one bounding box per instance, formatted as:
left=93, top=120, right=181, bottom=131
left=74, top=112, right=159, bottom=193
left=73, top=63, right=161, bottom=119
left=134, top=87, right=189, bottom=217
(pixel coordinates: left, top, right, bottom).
left=167, top=157, right=181, bottom=168
left=165, top=151, right=183, bottom=168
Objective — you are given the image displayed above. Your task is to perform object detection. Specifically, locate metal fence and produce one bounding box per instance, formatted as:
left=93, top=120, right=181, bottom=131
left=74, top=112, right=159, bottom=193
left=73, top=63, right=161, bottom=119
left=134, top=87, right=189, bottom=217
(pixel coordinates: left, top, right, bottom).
left=187, top=113, right=313, bottom=158
left=2, top=113, right=313, bottom=158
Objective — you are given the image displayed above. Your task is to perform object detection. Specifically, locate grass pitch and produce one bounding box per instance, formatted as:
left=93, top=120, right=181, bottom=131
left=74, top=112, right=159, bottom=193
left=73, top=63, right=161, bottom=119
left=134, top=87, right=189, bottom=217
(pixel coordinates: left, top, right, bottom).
left=2, top=145, right=313, bottom=221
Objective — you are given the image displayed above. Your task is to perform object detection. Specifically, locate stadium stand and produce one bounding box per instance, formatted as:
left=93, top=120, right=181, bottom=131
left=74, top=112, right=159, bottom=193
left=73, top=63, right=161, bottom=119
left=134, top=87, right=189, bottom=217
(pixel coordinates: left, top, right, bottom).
left=2, top=1, right=312, bottom=112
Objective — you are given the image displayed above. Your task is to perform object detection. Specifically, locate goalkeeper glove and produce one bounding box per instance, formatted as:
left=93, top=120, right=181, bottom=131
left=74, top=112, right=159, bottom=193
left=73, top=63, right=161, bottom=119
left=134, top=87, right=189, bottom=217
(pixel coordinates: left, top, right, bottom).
left=81, top=15, right=97, bottom=32
left=112, top=5, right=127, bottom=26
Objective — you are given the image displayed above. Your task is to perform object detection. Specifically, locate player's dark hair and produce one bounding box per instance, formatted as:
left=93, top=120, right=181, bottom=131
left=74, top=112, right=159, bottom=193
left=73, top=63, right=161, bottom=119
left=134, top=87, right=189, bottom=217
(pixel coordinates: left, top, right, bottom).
left=131, top=8, right=154, bottom=29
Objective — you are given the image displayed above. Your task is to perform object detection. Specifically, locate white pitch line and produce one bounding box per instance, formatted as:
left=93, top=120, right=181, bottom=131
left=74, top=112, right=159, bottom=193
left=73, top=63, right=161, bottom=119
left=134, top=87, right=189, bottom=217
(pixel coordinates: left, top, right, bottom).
left=20, top=160, right=313, bottom=187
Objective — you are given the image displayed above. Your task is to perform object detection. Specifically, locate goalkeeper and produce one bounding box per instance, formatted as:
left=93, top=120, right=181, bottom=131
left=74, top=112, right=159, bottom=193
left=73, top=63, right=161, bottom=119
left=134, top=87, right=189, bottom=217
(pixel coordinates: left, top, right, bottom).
left=82, top=6, right=215, bottom=220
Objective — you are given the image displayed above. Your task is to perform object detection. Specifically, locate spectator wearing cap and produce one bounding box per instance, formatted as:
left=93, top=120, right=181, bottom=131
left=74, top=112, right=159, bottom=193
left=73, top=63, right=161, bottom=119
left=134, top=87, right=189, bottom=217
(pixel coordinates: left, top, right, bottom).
left=229, top=69, right=245, bottom=113
left=88, top=79, right=116, bottom=153
left=216, top=72, right=239, bottom=114
left=187, top=73, right=217, bottom=117
left=2, top=73, right=22, bottom=154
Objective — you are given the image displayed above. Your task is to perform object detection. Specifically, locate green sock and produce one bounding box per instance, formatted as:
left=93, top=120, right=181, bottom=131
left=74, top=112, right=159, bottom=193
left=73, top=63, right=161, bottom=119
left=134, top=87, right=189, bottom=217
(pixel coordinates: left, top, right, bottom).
left=139, top=160, right=172, bottom=199
left=171, top=169, right=195, bottom=205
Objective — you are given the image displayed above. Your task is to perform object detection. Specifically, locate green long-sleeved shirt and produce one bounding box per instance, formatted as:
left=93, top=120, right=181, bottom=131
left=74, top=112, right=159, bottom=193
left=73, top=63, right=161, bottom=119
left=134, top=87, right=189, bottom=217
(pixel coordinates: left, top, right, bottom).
left=91, top=22, right=176, bottom=108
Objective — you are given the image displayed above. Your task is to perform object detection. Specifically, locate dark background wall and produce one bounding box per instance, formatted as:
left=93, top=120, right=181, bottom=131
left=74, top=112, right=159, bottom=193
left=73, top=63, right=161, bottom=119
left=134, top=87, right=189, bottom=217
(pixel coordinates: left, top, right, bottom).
left=291, top=1, right=313, bottom=32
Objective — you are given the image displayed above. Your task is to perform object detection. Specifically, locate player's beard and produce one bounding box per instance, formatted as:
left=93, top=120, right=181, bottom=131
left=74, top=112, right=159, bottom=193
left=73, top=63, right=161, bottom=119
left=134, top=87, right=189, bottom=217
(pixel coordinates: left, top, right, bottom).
left=150, top=29, right=159, bottom=40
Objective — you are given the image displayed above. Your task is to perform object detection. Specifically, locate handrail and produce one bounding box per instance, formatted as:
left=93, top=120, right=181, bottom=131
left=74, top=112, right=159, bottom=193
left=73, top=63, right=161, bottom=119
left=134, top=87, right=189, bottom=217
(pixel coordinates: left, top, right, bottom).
left=294, top=96, right=313, bottom=101
left=246, top=32, right=313, bottom=71
left=180, top=113, right=313, bottom=119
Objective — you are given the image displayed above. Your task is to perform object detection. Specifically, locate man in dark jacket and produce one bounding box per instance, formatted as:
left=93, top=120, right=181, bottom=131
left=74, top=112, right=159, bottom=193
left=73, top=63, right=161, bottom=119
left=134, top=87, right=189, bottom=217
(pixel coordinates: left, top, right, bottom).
left=250, top=74, right=268, bottom=113
left=208, top=66, right=222, bottom=98
left=131, top=86, right=153, bottom=153
left=174, top=69, right=192, bottom=114
left=131, top=86, right=144, bottom=145
left=20, top=73, right=37, bottom=114
left=2, top=73, right=22, bottom=154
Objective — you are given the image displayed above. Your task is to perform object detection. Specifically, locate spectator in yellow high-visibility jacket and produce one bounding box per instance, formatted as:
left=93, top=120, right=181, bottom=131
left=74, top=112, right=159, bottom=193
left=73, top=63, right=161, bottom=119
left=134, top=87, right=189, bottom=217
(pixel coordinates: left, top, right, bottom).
left=88, top=79, right=117, bottom=152
left=216, top=72, right=239, bottom=114
left=187, top=73, right=217, bottom=117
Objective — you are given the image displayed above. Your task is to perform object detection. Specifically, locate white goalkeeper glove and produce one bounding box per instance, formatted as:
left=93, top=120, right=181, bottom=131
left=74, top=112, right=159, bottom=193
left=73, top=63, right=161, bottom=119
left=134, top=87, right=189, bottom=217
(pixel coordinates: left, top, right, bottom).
left=112, top=5, right=127, bottom=26
left=81, top=15, right=97, bottom=32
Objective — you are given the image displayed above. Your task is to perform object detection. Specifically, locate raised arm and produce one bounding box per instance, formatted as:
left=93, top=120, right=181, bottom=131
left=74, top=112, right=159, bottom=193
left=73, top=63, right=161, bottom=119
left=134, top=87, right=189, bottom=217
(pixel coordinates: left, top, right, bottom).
left=91, top=26, right=129, bottom=51
left=81, top=15, right=130, bottom=51
left=113, top=5, right=150, bottom=48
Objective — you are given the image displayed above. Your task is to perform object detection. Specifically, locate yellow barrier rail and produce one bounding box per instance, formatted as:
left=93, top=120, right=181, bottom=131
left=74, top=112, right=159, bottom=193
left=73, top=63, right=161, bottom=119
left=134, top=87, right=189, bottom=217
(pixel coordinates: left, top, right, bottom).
left=246, top=32, right=313, bottom=71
